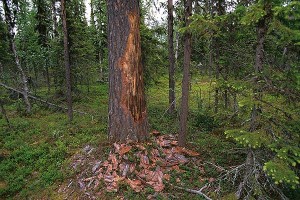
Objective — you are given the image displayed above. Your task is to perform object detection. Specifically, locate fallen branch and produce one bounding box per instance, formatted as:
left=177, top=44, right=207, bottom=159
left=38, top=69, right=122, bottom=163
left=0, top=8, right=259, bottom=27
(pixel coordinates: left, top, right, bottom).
left=171, top=184, right=212, bottom=200
left=204, top=161, right=226, bottom=172
left=0, top=82, right=94, bottom=117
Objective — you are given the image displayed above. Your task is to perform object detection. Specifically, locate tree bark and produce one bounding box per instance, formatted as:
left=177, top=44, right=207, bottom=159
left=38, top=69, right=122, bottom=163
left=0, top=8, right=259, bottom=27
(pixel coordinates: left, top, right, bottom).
left=175, top=32, right=179, bottom=63
left=52, top=0, right=58, bottom=37
left=3, top=0, right=31, bottom=113
left=208, top=39, right=213, bottom=78
left=0, top=62, right=3, bottom=80
left=251, top=2, right=271, bottom=131
left=0, top=99, right=10, bottom=128
left=214, top=40, right=220, bottom=114
left=61, top=0, right=73, bottom=122
left=233, top=92, right=239, bottom=113
left=168, top=0, right=176, bottom=114
left=45, top=62, right=50, bottom=93
left=36, top=0, right=48, bottom=47
left=255, top=16, right=267, bottom=73
left=107, top=0, right=148, bottom=142
left=179, top=0, right=192, bottom=147
left=214, top=0, right=225, bottom=113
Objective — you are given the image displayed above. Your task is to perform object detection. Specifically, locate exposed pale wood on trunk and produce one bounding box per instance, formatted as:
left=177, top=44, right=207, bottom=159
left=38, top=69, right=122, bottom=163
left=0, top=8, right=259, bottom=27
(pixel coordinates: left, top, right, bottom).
left=107, top=0, right=148, bottom=142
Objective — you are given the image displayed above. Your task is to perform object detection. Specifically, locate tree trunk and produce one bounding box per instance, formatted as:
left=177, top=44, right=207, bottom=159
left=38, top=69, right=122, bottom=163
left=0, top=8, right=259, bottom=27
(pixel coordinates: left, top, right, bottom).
left=255, top=17, right=267, bottom=73
left=86, top=71, right=90, bottom=93
left=214, top=38, right=220, bottom=114
left=236, top=150, right=254, bottom=199
left=233, top=92, right=239, bottom=113
left=3, top=0, right=31, bottom=113
left=61, top=0, right=73, bottom=122
left=168, top=0, right=176, bottom=114
left=0, top=62, right=3, bottom=80
left=45, top=62, right=50, bottom=93
left=36, top=0, right=48, bottom=47
left=107, top=0, right=148, bottom=142
left=0, top=100, right=10, bottom=128
left=52, top=0, right=58, bottom=37
left=251, top=2, right=270, bottom=131
left=99, top=51, right=103, bottom=81
left=214, top=0, right=225, bottom=113
left=175, top=32, right=179, bottom=63
left=208, top=39, right=213, bottom=78
left=179, top=0, right=192, bottom=147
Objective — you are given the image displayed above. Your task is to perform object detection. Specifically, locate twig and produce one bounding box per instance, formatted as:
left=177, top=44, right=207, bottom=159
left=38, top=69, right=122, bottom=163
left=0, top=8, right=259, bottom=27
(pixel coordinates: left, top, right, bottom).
left=159, top=98, right=177, bottom=121
left=171, top=185, right=212, bottom=200
left=64, top=189, right=75, bottom=200
left=204, top=161, right=226, bottom=172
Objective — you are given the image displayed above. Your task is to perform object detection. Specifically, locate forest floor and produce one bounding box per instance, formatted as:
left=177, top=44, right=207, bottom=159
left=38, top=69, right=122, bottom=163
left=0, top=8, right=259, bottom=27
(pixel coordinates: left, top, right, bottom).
left=0, top=76, right=267, bottom=199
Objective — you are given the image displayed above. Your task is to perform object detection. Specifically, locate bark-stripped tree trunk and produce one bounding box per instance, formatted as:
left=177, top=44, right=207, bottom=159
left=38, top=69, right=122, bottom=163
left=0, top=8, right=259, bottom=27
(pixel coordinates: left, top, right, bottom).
left=168, top=0, right=176, bottom=114
left=3, top=0, right=31, bottom=113
left=61, top=0, right=73, bottom=122
left=179, top=0, right=192, bottom=147
left=107, top=0, right=148, bottom=142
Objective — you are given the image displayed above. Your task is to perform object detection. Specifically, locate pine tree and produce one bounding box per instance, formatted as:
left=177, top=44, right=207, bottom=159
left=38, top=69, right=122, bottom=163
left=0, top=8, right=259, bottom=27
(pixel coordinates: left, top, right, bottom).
left=107, top=0, right=148, bottom=142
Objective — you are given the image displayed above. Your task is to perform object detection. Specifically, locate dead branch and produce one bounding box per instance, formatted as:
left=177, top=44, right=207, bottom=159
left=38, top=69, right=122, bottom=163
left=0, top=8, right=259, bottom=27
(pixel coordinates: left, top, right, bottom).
left=204, top=161, right=226, bottom=172
left=171, top=184, right=212, bottom=200
left=0, top=82, right=94, bottom=117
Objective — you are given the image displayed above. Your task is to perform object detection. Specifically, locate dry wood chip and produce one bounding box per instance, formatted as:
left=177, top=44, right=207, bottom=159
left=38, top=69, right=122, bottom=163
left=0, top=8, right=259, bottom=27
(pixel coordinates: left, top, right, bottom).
left=151, top=130, right=160, bottom=136
left=163, top=174, right=170, bottom=181
left=119, top=145, right=132, bottom=155
left=135, top=144, right=146, bottom=151
left=126, top=179, right=143, bottom=192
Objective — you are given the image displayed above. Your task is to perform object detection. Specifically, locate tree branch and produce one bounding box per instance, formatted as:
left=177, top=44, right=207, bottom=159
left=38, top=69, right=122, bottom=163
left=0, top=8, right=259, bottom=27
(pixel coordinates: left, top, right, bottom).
left=0, top=82, right=95, bottom=117
left=171, top=184, right=212, bottom=200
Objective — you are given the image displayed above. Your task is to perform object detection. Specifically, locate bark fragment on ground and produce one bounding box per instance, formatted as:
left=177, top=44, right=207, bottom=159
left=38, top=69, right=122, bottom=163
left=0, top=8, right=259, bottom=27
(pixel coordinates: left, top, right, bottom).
left=59, top=131, right=203, bottom=199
